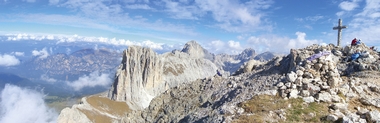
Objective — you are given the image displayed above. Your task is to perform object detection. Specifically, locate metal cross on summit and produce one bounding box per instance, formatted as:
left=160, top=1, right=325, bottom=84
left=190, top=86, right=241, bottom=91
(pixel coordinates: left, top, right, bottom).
left=333, top=19, right=347, bottom=46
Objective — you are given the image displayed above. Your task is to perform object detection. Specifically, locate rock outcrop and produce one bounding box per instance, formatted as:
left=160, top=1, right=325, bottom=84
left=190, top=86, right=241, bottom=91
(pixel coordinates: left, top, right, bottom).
left=107, top=42, right=218, bottom=110
left=120, top=72, right=282, bottom=122
left=57, top=98, right=92, bottom=123
left=232, top=59, right=264, bottom=75
left=272, top=43, right=380, bottom=122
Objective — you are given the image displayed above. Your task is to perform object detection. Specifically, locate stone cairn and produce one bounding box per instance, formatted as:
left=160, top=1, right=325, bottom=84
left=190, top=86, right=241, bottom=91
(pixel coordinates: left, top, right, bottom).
left=275, top=43, right=380, bottom=122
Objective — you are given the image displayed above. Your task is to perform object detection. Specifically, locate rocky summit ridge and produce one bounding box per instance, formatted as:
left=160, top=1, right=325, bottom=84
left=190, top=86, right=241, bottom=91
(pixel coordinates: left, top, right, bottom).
left=58, top=41, right=380, bottom=123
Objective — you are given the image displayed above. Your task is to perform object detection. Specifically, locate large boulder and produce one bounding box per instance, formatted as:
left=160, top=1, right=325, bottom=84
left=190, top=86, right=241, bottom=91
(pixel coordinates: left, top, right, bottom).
left=243, top=60, right=263, bottom=73
left=316, top=92, right=332, bottom=102
left=286, top=71, right=297, bottom=82
left=366, top=110, right=380, bottom=123
left=326, top=114, right=339, bottom=121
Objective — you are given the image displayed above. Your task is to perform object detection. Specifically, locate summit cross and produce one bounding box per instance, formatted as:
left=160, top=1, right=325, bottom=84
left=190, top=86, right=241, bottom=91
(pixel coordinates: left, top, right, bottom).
left=333, top=19, right=347, bottom=46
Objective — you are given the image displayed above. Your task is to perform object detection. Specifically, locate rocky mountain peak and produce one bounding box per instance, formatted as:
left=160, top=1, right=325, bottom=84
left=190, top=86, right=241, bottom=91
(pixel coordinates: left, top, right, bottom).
left=237, top=48, right=255, bottom=59
left=181, top=40, right=213, bottom=59
left=254, top=51, right=276, bottom=62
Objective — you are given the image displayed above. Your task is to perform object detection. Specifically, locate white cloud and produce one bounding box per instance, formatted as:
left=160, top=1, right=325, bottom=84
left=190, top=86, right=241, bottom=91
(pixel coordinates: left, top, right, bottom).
left=22, top=0, right=36, bottom=3
left=336, top=0, right=362, bottom=17
left=306, top=15, right=324, bottom=22
left=205, top=40, right=244, bottom=55
left=11, top=52, right=24, bottom=56
left=78, top=2, right=123, bottom=18
left=163, top=0, right=200, bottom=20
left=4, top=0, right=272, bottom=41
left=8, top=12, right=197, bottom=38
left=40, top=74, right=57, bottom=83
left=339, top=1, right=359, bottom=11
left=49, top=0, right=60, bottom=5
left=247, top=32, right=320, bottom=53
left=66, top=71, right=112, bottom=91
left=125, top=4, right=152, bottom=10
left=227, top=40, right=243, bottom=50
left=5, top=33, right=166, bottom=50
left=32, top=48, right=50, bottom=59
left=336, top=11, right=345, bottom=17
left=295, top=15, right=324, bottom=22
left=6, top=33, right=51, bottom=41
left=152, top=0, right=274, bottom=32
left=288, top=32, right=320, bottom=49
left=356, top=0, right=380, bottom=18
left=141, top=40, right=164, bottom=50
left=0, top=84, right=57, bottom=123
left=0, top=54, right=20, bottom=67
left=193, top=0, right=273, bottom=32
left=304, top=25, right=313, bottom=30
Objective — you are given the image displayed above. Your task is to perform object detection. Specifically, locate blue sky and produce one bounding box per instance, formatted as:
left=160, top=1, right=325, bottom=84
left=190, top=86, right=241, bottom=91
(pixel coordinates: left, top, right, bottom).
left=0, top=0, right=379, bottom=54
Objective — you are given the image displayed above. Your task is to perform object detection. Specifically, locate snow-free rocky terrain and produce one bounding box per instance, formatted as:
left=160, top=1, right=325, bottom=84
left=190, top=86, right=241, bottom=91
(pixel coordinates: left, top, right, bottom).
left=58, top=41, right=380, bottom=123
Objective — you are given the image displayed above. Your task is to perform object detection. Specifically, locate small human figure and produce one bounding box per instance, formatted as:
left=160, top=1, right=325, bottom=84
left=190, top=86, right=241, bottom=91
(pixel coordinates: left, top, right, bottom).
left=356, top=39, right=361, bottom=45
left=370, top=46, right=377, bottom=51
left=216, top=70, right=222, bottom=76
left=351, top=38, right=357, bottom=46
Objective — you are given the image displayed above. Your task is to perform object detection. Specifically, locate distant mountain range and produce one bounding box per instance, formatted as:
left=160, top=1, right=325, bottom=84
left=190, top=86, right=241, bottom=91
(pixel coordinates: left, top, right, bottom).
left=0, top=48, right=122, bottom=98
left=22, top=48, right=121, bottom=80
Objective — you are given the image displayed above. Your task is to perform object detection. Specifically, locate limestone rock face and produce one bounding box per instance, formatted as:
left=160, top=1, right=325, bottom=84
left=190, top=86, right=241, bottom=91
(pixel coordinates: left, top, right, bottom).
left=107, top=44, right=218, bottom=109
left=107, top=46, right=162, bottom=110
left=57, top=107, right=91, bottom=123
left=57, top=97, right=94, bottom=123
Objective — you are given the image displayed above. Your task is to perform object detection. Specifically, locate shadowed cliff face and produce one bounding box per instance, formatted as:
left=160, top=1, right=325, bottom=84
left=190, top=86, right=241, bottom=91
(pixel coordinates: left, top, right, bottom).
left=107, top=43, right=218, bottom=110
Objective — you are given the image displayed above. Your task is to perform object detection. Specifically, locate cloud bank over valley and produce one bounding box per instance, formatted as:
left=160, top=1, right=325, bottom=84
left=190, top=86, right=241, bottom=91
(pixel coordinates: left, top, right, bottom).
left=0, top=84, right=57, bottom=123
